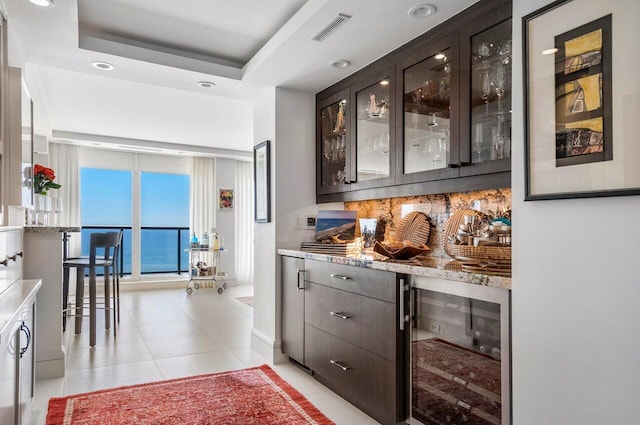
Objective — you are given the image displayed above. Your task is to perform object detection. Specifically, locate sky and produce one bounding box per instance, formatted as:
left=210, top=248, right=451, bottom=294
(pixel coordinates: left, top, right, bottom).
left=81, top=168, right=189, bottom=227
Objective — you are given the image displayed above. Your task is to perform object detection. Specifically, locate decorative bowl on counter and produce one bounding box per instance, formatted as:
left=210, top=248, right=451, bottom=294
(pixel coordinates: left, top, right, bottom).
left=373, top=241, right=430, bottom=259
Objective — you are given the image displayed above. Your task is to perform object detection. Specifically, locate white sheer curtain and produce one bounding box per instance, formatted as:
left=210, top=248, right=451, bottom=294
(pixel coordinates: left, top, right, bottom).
left=49, top=142, right=81, bottom=256
left=190, top=157, right=216, bottom=239
left=235, top=161, right=254, bottom=283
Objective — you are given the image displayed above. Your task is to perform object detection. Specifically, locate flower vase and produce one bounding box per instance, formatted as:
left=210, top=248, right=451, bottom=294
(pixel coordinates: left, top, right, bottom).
left=34, top=193, right=52, bottom=226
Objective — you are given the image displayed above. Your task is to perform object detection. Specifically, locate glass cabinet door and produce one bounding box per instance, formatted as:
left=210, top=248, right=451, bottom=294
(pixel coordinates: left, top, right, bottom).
left=404, top=49, right=451, bottom=174
left=469, top=19, right=512, bottom=164
left=398, top=35, right=460, bottom=184
left=317, top=90, right=349, bottom=194
left=351, top=69, right=395, bottom=190
left=459, top=2, right=512, bottom=177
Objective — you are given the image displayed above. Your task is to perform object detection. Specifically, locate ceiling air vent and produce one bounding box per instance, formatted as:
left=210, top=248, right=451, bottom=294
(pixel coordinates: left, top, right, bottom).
left=312, top=13, right=351, bottom=42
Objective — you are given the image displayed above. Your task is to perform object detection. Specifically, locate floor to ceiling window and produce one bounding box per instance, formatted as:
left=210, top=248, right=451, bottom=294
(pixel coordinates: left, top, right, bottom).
left=140, top=172, right=190, bottom=274
left=80, top=168, right=133, bottom=274
left=79, top=156, right=190, bottom=280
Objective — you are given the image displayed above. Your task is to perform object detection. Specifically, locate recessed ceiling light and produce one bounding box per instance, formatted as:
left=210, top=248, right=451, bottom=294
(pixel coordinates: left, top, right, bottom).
left=28, top=0, right=54, bottom=7
left=409, top=4, right=436, bottom=19
left=198, top=81, right=216, bottom=88
left=330, top=59, right=351, bottom=69
left=542, top=48, right=559, bottom=55
left=92, top=61, right=114, bottom=71
left=380, top=80, right=389, bottom=86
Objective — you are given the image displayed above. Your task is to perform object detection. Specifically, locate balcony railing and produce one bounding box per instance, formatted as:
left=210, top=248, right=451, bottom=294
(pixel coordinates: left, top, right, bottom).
left=81, top=226, right=190, bottom=275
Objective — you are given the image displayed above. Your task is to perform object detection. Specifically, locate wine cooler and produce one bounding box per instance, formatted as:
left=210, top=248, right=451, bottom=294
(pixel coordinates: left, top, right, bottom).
left=408, top=276, right=510, bottom=425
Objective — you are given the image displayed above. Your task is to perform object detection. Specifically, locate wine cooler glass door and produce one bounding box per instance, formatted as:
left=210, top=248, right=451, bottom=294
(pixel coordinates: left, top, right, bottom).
left=409, top=277, right=510, bottom=425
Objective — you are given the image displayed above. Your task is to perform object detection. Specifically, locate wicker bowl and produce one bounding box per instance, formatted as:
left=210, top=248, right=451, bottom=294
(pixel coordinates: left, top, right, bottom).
left=448, top=244, right=511, bottom=261
left=441, top=209, right=484, bottom=258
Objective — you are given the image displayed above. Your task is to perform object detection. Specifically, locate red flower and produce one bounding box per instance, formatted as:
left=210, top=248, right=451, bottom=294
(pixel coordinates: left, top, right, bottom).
left=31, top=163, right=61, bottom=194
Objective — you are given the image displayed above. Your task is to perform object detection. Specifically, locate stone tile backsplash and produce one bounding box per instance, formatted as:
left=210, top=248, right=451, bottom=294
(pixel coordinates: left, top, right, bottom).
left=344, top=188, right=511, bottom=258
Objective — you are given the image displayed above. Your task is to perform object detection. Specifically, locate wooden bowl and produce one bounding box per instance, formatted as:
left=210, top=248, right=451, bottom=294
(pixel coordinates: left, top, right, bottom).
left=374, top=241, right=430, bottom=259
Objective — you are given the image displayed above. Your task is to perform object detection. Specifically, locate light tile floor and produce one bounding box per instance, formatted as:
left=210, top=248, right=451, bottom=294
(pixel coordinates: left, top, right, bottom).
left=30, top=284, right=380, bottom=425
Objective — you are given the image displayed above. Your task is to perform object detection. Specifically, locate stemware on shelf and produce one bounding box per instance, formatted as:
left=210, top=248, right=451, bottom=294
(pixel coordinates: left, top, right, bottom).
left=494, top=63, right=507, bottom=112
left=52, top=196, right=63, bottom=226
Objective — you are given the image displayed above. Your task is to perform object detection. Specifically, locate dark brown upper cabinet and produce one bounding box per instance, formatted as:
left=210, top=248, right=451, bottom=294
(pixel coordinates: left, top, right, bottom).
left=459, top=2, right=512, bottom=178
left=395, top=32, right=460, bottom=185
left=316, top=88, right=350, bottom=196
left=349, top=64, right=396, bottom=191
left=316, top=0, right=512, bottom=203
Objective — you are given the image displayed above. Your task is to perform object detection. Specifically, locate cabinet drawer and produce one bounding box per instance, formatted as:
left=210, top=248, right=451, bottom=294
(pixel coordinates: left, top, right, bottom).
left=305, top=324, right=399, bottom=425
left=305, top=282, right=396, bottom=361
left=304, top=259, right=396, bottom=303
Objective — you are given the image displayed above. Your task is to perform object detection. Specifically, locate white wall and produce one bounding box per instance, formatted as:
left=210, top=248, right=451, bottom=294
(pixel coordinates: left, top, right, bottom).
left=251, top=86, right=277, bottom=359
left=273, top=88, right=317, bottom=351
left=251, top=87, right=345, bottom=361
left=214, top=157, right=236, bottom=280
left=512, top=1, right=640, bottom=424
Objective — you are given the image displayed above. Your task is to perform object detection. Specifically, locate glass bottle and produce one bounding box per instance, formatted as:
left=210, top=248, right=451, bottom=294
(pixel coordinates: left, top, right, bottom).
left=212, top=234, right=220, bottom=251
left=190, top=232, right=199, bottom=248
left=201, top=232, right=209, bottom=249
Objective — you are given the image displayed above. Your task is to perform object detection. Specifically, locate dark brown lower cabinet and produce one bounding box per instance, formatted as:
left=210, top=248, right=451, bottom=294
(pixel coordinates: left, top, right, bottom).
left=303, top=261, right=406, bottom=425
left=281, top=256, right=305, bottom=365
left=305, top=324, right=399, bottom=424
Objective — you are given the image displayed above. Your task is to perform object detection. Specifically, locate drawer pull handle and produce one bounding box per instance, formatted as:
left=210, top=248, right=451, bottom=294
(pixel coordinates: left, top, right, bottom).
left=330, top=359, right=350, bottom=372
left=19, top=322, right=32, bottom=359
left=0, top=258, right=8, bottom=267
left=296, top=268, right=305, bottom=292
left=9, top=254, right=17, bottom=261
left=330, top=274, right=350, bottom=280
left=330, top=311, right=350, bottom=320
left=16, top=251, right=23, bottom=258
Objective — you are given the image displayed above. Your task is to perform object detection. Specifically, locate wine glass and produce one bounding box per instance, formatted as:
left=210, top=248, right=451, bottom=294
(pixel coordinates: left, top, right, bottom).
left=473, top=134, right=485, bottom=162
left=498, top=40, right=512, bottom=64
left=431, top=137, right=446, bottom=164
left=477, top=41, right=491, bottom=58
left=481, top=68, right=493, bottom=115
left=439, top=63, right=450, bottom=100
left=493, top=136, right=506, bottom=159
left=52, top=196, right=63, bottom=226
left=338, top=134, right=346, bottom=158
left=324, top=139, right=331, bottom=160
left=494, top=63, right=507, bottom=112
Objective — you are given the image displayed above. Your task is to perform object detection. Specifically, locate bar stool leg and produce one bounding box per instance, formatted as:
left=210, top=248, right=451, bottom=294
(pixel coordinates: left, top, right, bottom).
left=75, top=266, right=85, bottom=334
left=104, top=266, right=111, bottom=331
left=90, top=266, right=97, bottom=347
left=111, top=264, right=117, bottom=336
left=116, top=259, right=121, bottom=323
left=63, top=266, right=70, bottom=332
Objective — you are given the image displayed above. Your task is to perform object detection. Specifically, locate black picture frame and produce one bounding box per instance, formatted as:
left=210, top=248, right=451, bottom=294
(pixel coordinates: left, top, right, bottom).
left=253, top=140, right=271, bottom=223
left=523, top=0, right=640, bottom=200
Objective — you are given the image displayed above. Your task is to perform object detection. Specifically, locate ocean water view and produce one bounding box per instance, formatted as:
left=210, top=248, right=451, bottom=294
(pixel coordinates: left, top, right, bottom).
left=81, top=228, right=191, bottom=274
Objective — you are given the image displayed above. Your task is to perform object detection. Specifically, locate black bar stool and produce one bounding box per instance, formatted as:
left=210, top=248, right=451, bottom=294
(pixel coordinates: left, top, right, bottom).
left=63, top=232, right=119, bottom=347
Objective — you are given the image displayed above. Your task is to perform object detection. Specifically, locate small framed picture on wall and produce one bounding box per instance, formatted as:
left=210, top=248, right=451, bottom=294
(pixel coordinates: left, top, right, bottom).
left=219, top=189, right=234, bottom=209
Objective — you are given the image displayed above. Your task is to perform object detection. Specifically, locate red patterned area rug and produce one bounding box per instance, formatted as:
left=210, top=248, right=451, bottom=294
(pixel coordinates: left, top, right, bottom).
left=46, top=365, right=334, bottom=425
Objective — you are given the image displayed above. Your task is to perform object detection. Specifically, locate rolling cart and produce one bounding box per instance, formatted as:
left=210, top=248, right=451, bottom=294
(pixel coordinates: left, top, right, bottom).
left=185, top=248, right=228, bottom=295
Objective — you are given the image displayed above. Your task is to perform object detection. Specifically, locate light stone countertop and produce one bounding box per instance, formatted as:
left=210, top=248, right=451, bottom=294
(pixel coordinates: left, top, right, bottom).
left=24, top=226, right=81, bottom=233
left=278, top=249, right=511, bottom=290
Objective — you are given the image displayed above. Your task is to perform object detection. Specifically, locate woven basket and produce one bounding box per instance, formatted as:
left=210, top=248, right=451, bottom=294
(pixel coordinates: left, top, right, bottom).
left=450, top=244, right=511, bottom=261
left=441, top=209, right=484, bottom=258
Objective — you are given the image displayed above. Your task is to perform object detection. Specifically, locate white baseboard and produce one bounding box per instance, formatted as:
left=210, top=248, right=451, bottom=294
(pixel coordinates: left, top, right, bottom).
left=36, top=349, right=66, bottom=379
left=250, top=328, right=287, bottom=364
